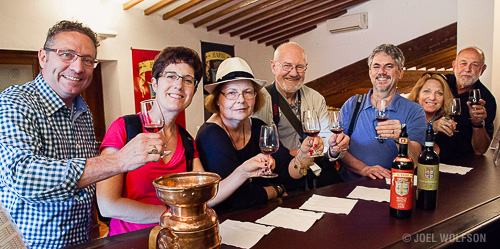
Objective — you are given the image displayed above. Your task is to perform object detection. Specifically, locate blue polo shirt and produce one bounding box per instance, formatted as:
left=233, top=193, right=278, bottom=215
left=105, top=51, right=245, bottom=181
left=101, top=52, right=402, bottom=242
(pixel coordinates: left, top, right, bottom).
left=339, top=89, right=426, bottom=181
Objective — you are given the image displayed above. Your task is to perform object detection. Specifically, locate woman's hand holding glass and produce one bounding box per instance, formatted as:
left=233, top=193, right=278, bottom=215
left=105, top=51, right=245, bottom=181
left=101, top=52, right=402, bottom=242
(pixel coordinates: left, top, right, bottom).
left=433, top=117, right=456, bottom=137
left=239, top=154, right=275, bottom=178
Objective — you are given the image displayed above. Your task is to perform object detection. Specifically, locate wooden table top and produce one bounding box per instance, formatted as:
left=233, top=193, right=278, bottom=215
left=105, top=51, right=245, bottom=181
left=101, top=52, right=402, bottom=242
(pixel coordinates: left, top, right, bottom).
left=65, top=151, right=500, bottom=249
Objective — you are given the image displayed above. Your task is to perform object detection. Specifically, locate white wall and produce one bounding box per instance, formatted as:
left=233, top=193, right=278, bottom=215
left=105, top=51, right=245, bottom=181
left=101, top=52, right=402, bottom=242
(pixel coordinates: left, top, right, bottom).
left=0, top=0, right=275, bottom=135
left=293, top=0, right=458, bottom=82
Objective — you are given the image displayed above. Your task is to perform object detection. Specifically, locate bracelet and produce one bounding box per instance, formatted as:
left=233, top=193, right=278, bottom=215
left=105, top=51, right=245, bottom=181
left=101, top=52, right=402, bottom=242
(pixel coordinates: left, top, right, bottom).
left=294, top=157, right=310, bottom=176
left=328, top=146, right=345, bottom=161
left=272, top=184, right=285, bottom=197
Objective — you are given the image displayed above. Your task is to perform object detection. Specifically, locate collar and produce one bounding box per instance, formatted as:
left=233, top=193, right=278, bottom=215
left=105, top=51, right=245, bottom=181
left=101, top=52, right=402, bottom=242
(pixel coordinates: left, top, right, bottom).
left=34, top=73, right=89, bottom=117
left=363, top=88, right=401, bottom=113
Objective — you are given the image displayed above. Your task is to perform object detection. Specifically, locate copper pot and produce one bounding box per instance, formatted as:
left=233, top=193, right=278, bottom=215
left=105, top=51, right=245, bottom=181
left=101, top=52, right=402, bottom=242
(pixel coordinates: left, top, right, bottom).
left=149, top=172, right=221, bottom=249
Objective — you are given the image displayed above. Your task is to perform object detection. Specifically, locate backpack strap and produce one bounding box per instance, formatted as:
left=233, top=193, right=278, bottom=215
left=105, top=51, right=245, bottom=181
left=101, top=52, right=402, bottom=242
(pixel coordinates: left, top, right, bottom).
left=122, top=114, right=194, bottom=171
left=177, top=124, right=194, bottom=172
left=347, top=94, right=367, bottom=137
left=123, top=114, right=143, bottom=143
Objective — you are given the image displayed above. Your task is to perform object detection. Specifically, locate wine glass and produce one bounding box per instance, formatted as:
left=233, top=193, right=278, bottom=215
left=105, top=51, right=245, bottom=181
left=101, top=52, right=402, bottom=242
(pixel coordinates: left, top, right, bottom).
left=140, top=99, right=170, bottom=156
left=374, top=99, right=389, bottom=142
left=259, top=124, right=279, bottom=178
left=328, top=110, right=344, bottom=135
left=449, top=98, right=461, bottom=133
left=302, top=110, right=322, bottom=157
left=469, top=89, right=481, bottom=109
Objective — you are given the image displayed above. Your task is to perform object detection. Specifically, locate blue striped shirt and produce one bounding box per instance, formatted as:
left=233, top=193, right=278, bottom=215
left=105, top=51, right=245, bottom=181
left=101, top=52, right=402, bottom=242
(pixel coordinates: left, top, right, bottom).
left=0, top=74, right=98, bottom=248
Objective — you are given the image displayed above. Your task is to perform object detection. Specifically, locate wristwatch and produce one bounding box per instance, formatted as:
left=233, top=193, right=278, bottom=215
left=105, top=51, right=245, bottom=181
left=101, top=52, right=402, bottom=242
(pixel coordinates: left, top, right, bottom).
left=472, top=120, right=485, bottom=128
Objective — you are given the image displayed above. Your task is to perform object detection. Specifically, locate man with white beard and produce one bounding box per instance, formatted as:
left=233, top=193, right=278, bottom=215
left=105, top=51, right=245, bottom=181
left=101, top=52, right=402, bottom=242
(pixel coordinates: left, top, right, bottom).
left=436, top=47, right=497, bottom=163
left=338, top=44, right=426, bottom=181
left=254, top=42, right=349, bottom=189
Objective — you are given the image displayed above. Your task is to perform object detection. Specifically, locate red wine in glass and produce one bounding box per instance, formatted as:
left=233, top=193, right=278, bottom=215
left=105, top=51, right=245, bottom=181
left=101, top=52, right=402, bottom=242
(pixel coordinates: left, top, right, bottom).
left=261, top=146, right=278, bottom=155
left=144, top=125, right=163, bottom=133
left=330, top=128, right=344, bottom=134
left=469, top=89, right=481, bottom=105
left=304, top=129, right=320, bottom=137
left=376, top=116, right=389, bottom=122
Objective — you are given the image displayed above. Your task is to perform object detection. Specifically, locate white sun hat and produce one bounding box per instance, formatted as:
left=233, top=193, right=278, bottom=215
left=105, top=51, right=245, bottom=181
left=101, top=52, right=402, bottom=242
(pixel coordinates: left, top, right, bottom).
left=204, top=57, right=268, bottom=93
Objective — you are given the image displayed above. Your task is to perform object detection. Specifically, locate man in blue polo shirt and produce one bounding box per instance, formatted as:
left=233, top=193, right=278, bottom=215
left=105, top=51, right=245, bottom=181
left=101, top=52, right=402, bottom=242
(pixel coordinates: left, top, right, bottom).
left=338, top=44, right=426, bottom=181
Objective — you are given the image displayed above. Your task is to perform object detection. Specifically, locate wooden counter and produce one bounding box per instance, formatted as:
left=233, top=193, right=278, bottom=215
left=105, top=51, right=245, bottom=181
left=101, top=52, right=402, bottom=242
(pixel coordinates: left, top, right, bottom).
left=65, top=151, right=500, bottom=249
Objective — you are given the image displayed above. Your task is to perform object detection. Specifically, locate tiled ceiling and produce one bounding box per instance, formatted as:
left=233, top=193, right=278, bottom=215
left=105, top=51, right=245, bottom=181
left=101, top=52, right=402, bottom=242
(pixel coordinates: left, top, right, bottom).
left=121, top=0, right=369, bottom=47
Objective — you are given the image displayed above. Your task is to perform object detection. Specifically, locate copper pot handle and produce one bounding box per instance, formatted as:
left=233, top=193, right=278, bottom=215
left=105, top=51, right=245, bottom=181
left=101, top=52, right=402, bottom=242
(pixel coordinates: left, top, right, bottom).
left=149, top=225, right=164, bottom=249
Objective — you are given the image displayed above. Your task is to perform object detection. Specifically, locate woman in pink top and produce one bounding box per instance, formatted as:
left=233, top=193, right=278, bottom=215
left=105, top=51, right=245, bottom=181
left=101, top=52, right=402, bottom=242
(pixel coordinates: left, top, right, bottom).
left=96, top=47, right=271, bottom=236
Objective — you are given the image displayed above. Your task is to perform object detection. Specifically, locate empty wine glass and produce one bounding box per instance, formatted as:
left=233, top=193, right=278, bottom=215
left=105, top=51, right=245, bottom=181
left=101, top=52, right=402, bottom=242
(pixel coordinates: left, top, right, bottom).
left=374, top=99, right=389, bottom=142
left=302, top=110, right=322, bottom=157
left=449, top=98, right=461, bottom=133
left=259, top=124, right=279, bottom=178
left=469, top=89, right=481, bottom=109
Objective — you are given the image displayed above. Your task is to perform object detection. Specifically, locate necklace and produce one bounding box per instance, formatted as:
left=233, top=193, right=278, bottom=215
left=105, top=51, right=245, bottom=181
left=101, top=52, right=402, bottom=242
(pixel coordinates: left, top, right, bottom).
left=220, top=116, right=245, bottom=149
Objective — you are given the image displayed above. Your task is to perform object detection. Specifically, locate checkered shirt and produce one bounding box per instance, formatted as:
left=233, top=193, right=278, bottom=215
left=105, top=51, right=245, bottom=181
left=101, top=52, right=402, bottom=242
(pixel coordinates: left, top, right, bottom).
left=0, top=74, right=98, bottom=248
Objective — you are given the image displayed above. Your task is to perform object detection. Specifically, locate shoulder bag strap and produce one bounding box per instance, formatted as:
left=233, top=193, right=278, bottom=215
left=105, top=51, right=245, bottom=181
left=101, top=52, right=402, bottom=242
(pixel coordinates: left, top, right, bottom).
left=177, top=124, right=194, bottom=172
left=266, top=83, right=304, bottom=138
left=347, top=94, right=366, bottom=137
left=123, top=114, right=143, bottom=143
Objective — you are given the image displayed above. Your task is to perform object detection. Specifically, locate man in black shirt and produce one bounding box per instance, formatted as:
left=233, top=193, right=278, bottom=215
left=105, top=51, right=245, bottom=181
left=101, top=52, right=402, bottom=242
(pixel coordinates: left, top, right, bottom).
left=436, top=47, right=496, bottom=163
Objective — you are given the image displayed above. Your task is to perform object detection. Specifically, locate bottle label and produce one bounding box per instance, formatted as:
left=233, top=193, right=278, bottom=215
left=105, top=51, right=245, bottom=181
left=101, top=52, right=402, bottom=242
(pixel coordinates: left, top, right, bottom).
left=417, top=163, right=439, bottom=190
left=399, top=137, right=408, bottom=145
left=424, top=141, right=434, bottom=147
left=390, top=169, right=414, bottom=210
left=394, top=156, right=412, bottom=163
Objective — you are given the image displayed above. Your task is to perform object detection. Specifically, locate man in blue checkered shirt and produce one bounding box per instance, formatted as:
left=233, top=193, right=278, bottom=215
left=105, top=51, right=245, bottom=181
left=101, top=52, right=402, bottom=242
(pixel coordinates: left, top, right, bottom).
left=0, top=20, right=166, bottom=248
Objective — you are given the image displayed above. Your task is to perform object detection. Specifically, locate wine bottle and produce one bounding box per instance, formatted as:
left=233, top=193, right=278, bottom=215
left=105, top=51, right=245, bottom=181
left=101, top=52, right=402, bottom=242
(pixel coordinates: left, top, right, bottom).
left=416, top=121, right=439, bottom=210
left=390, top=124, right=414, bottom=219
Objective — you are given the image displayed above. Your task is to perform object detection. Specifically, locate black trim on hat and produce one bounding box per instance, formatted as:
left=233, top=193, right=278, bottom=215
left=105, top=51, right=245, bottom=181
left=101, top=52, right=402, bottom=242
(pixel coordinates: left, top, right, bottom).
left=217, top=71, right=254, bottom=82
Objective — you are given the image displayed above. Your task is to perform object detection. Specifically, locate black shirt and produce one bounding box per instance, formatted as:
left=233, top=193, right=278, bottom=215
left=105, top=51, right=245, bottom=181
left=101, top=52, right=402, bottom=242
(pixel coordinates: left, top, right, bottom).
left=435, top=74, right=496, bottom=163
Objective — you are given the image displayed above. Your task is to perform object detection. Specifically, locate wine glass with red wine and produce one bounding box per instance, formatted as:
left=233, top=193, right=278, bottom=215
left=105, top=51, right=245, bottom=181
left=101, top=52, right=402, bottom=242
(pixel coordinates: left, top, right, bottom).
left=140, top=99, right=165, bottom=133
left=302, top=110, right=322, bottom=157
left=468, top=89, right=481, bottom=109
left=374, top=99, right=389, bottom=141
left=140, top=99, right=170, bottom=157
left=329, top=110, right=344, bottom=135
left=259, top=124, right=279, bottom=178
left=449, top=98, right=461, bottom=132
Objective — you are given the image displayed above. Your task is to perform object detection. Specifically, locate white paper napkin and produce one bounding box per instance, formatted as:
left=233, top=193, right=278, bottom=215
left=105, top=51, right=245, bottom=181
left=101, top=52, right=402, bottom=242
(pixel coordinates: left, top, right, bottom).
left=255, top=207, right=323, bottom=232
left=439, top=164, right=473, bottom=175
left=347, top=186, right=390, bottom=202
left=219, top=219, right=274, bottom=249
left=299, top=194, right=358, bottom=215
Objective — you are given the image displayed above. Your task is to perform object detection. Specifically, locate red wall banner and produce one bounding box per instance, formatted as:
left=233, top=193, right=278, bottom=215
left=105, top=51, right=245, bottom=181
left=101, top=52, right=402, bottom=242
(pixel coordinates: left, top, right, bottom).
left=131, top=48, right=185, bottom=128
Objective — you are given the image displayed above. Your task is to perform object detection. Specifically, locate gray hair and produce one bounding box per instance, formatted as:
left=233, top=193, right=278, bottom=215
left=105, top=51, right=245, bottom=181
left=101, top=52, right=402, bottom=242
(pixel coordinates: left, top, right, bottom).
left=367, top=44, right=405, bottom=69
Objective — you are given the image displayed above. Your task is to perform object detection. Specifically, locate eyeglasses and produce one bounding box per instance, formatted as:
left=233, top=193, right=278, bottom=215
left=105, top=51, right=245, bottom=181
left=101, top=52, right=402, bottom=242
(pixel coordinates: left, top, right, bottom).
left=278, top=62, right=307, bottom=73
left=421, top=72, right=447, bottom=81
left=160, top=71, right=198, bottom=88
left=221, top=89, right=256, bottom=100
left=45, top=48, right=97, bottom=68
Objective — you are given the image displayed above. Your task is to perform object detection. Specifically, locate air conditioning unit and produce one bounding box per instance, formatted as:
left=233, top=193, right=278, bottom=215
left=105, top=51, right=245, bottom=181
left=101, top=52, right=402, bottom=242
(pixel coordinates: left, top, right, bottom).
left=327, top=12, right=368, bottom=34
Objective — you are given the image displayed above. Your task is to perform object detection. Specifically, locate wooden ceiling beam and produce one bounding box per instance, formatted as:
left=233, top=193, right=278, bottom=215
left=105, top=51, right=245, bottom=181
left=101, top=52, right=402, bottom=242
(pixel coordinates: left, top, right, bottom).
left=241, top=0, right=364, bottom=40
left=194, top=0, right=259, bottom=28
left=179, top=0, right=234, bottom=24
left=265, top=25, right=317, bottom=47
left=144, top=0, right=178, bottom=15
left=163, top=0, right=208, bottom=20
left=254, top=9, right=347, bottom=43
left=224, top=0, right=315, bottom=36
left=206, top=0, right=282, bottom=31
left=123, top=0, right=143, bottom=10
